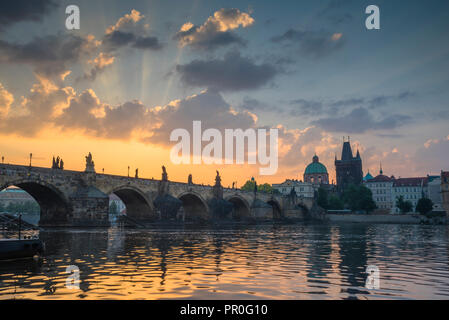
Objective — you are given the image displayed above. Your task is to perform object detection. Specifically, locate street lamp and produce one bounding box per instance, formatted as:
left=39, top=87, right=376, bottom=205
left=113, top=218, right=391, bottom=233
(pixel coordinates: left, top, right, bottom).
left=29, top=153, right=32, bottom=167
left=128, top=166, right=130, bottom=177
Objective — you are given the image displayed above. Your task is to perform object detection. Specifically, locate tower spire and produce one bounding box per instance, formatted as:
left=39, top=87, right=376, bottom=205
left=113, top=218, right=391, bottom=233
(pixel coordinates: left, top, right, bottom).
left=380, top=162, right=383, bottom=175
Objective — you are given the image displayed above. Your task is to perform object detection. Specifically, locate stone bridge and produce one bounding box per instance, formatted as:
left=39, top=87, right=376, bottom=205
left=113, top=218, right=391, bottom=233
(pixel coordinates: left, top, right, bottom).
left=0, top=161, right=313, bottom=227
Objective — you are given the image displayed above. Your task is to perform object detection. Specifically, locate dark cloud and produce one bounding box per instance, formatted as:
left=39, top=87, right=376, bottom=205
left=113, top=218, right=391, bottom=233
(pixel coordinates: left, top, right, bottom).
left=103, top=31, right=136, bottom=49
left=316, top=0, right=355, bottom=25
left=368, top=91, right=415, bottom=108
left=174, top=28, right=245, bottom=51
left=146, top=89, right=256, bottom=145
left=176, top=52, right=278, bottom=92
left=103, top=31, right=163, bottom=51
left=376, top=133, right=404, bottom=139
left=289, top=99, right=323, bottom=116
left=311, top=107, right=411, bottom=133
left=286, top=91, right=415, bottom=118
left=0, top=0, right=58, bottom=31
left=0, top=34, right=94, bottom=77
left=133, top=36, right=163, bottom=50
left=272, top=29, right=345, bottom=59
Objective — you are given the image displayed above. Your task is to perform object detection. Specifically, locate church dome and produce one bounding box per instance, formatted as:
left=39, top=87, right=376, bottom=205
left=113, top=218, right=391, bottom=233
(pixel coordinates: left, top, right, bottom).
left=304, top=155, right=328, bottom=174
left=363, top=171, right=374, bottom=181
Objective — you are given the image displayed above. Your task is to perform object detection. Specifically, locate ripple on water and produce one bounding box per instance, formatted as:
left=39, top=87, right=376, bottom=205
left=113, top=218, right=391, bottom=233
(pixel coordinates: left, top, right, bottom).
left=1, top=224, right=449, bottom=299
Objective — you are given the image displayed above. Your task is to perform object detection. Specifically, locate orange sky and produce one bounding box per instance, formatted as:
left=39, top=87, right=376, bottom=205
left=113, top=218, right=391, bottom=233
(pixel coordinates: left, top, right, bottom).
left=0, top=129, right=324, bottom=188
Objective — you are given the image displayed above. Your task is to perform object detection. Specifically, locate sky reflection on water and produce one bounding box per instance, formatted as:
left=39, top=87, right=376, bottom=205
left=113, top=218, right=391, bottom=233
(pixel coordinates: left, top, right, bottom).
left=1, top=223, right=449, bottom=300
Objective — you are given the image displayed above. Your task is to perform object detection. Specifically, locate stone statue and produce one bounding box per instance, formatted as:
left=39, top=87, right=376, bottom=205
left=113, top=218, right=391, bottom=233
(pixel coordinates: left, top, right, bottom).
left=232, top=182, right=235, bottom=189
left=85, top=152, right=95, bottom=173
left=59, top=159, right=64, bottom=170
left=135, top=168, right=139, bottom=178
left=52, top=156, right=56, bottom=169
left=188, top=174, right=193, bottom=185
left=56, top=156, right=60, bottom=169
left=162, top=165, right=168, bottom=181
left=215, top=170, right=221, bottom=186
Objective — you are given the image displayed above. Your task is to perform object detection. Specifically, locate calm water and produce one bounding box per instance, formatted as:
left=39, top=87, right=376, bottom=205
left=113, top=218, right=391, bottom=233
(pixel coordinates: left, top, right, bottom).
left=1, top=223, right=449, bottom=300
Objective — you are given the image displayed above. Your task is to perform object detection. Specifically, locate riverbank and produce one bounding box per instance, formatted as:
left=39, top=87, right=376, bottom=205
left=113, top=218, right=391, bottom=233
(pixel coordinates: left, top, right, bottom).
left=325, top=213, right=447, bottom=224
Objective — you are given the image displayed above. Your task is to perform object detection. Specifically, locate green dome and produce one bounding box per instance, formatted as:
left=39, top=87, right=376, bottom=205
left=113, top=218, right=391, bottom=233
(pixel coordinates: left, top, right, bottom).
left=304, top=155, right=328, bottom=174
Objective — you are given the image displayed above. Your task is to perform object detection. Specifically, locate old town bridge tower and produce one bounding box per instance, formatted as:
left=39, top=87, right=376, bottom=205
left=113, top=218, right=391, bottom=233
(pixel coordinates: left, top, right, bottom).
left=335, top=137, right=363, bottom=191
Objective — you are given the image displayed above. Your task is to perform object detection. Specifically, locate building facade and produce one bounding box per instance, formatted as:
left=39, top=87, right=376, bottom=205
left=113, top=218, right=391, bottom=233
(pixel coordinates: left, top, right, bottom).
left=442, top=171, right=449, bottom=216
left=364, top=168, right=395, bottom=211
left=335, top=140, right=363, bottom=191
left=272, top=180, right=314, bottom=199
left=304, top=155, right=329, bottom=185
left=391, top=177, right=428, bottom=214
left=427, top=175, right=444, bottom=212
left=0, top=188, right=36, bottom=206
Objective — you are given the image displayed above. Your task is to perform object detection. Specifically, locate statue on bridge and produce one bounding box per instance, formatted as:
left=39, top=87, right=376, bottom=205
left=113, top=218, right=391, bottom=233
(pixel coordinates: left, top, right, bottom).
left=135, top=168, right=139, bottom=178
left=85, top=152, right=95, bottom=173
left=215, top=170, right=221, bottom=187
left=213, top=170, right=223, bottom=199
left=162, top=165, right=168, bottom=181
left=52, top=156, right=64, bottom=170
left=188, top=174, right=193, bottom=185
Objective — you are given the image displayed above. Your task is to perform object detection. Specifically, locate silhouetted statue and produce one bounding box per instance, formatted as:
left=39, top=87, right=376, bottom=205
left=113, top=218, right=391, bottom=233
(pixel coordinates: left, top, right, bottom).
left=232, top=182, right=235, bottom=189
left=56, top=156, right=60, bottom=169
left=162, top=166, right=168, bottom=181
left=135, top=168, right=139, bottom=178
left=215, top=170, right=221, bottom=186
left=85, top=152, right=95, bottom=173
left=188, top=174, right=193, bottom=185
left=52, top=156, right=56, bottom=169
left=59, top=159, right=64, bottom=170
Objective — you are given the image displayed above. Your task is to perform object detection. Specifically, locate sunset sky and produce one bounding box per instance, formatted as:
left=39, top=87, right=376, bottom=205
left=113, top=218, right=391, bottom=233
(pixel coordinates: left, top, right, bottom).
left=0, top=0, right=448, bottom=187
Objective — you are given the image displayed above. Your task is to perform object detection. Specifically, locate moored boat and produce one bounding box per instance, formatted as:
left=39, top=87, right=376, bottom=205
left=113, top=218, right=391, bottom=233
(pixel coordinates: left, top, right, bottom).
left=0, top=239, right=44, bottom=260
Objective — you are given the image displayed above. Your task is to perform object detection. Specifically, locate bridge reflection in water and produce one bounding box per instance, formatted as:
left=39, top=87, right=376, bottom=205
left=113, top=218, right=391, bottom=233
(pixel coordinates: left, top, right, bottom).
left=1, top=224, right=449, bottom=299
left=0, top=163, right=311, bottom=227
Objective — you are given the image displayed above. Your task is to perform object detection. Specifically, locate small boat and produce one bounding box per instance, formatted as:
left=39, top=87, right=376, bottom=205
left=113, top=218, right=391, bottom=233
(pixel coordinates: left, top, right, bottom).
left=0, top=238, right=44, bottom=260
left=0, top=214, right=44, bottom=260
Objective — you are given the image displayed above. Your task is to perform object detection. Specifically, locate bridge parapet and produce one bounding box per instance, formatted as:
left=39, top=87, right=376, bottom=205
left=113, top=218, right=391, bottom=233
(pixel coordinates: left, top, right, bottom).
left=0, top=163, right=314, bottom=226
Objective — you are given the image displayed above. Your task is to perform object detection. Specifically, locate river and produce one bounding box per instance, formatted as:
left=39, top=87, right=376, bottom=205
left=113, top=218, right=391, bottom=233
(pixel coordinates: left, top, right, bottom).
left=1, top=223, right=449, bottom=299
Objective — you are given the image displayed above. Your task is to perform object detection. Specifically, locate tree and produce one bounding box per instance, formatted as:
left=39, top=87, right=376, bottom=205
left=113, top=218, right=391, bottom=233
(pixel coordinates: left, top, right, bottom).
left=317, top=187, right=328, bottom=209
left=416, top=197, right=433, bottom=215
left=109, top=201, right=119, bottom=215
left=241, top=180, right=256, bottom=192
left=241, top=180, right=272, bottom=193
left=328, top=195, right=344, bottom=210
left=342, top=184, right=377, bottom=213
left=396, top=196, right=413, bottom=214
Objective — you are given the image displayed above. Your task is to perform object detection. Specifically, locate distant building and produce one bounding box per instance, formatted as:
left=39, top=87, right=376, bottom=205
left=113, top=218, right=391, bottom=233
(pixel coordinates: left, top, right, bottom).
left=335, top=139, right=363, bottom=190
left=392, top=177, right=428, bottom=214
left=304, top=155, right=329, bottom=185
left=272, top=180, right=314, bottom=199
left=364, top=166, right=395, bottom=211
left=441, top=171, right=449, bottom=216
left=427, top=175, right=444, bottom=212
left=0, top=188, right=35, bottom=206
left=109, top=194, right=126, bottom=214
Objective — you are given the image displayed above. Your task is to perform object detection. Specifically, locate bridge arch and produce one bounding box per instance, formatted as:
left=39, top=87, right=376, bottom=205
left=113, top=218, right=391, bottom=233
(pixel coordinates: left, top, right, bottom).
left=177, top=191, right=209, bottom=221
left=267, top=199, right=283, bottom=219
left=0, top=179, right=71, bottom=226
left=109, top=185, right=155, bottom=221
left=225, top=195, right=251, bottom=220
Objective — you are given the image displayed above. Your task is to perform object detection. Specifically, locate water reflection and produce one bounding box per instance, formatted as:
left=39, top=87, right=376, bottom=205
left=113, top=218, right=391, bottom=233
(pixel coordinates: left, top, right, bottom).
left=1, top=223, right=449, bottom=299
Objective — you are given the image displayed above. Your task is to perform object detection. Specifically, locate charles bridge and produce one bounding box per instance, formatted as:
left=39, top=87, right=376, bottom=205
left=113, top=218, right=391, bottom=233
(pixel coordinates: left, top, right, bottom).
left=0, top=154, right=313, bottom=227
